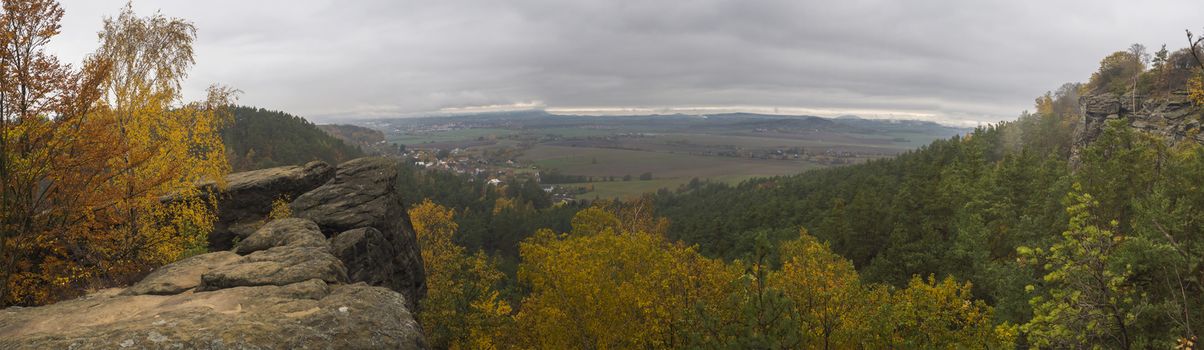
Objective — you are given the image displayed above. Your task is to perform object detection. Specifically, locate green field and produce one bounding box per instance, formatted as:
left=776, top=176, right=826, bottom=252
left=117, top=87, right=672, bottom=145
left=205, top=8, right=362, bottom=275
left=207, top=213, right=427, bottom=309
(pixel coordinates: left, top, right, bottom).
left=375, top=114, right=964, bottom=199
left=389, top=128, right=522, bottom=145
left=531, top=127, right=616, bottom=138
left=629, top=132, right=910, bottom=155
left=567, top=175, right=763, bottom=200
left=521, top=145, right=821, bottom=179
left=520, top=144, right=830, bottom=199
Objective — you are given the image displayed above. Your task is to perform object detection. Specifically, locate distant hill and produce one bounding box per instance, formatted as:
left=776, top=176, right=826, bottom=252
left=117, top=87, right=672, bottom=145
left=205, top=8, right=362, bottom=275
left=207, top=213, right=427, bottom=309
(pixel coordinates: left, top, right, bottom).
left=317, top=124, right=393, bottom=155
left=223, top=106, right=365, bottom=171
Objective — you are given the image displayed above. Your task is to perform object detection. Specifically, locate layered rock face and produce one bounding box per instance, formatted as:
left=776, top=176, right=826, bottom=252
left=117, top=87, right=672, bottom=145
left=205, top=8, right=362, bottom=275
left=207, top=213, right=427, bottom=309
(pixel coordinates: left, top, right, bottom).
left=0, top=157, right=428, bottom=348
left=206, top=161, right=335, bottom=251
left=291, top=157, right=426, bottom=311
left=0, top=217, right=426, bottom=349
left=1074, top=91, right=1202, bottom=162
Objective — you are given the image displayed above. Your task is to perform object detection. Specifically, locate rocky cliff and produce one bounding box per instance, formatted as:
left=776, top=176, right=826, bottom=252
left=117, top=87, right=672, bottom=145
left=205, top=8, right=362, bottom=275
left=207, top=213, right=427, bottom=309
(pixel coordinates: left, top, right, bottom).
left=0, top=157, right=428, bottom=349
left=1073, top=90, right=1203, bottom=162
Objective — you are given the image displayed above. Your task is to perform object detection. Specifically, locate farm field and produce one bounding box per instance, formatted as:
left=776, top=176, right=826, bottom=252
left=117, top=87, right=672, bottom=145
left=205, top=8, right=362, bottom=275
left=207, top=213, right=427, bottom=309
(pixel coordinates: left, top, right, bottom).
left=519, top=144, right=823, bottom=179
left=565, top=175, right=763, bottom=200
left=519, top=144, right=835, bottom=199
left=389, top=128, right=522, bottom=145
left=360, top=111, right=968, bottom=199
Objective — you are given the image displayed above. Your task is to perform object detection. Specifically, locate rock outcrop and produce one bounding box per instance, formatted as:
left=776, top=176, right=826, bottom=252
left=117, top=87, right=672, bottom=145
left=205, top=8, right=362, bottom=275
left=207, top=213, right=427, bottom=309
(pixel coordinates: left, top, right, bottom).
left=0, top=217, right=426, bottom=349
left=1073, top=91, right=1203, bottom=163
left=0, top=157, right=429, bottom=348
left=292, top=157, right=427, bottom=311
left=206, top=161, right=335, bottom=250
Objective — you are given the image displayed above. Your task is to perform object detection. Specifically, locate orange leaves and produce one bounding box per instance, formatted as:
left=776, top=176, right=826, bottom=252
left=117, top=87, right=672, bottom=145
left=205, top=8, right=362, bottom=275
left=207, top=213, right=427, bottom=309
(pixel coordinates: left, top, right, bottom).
left=1, top=1, right=231, bottom=306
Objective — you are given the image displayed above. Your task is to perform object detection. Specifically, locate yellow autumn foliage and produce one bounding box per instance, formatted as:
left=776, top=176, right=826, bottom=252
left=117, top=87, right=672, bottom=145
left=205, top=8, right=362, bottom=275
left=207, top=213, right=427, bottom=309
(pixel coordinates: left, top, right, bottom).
left=1, top=1, right=233, bottom=305
left=515, top=208, right=737, bottom=349
left=772, top=229, right=876, bottom=348
left=409, top=199, right=514, bottom=349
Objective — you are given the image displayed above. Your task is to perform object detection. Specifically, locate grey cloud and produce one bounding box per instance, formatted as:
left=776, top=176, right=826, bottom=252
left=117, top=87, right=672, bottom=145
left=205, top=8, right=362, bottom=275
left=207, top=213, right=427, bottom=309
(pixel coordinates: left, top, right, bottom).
left=49, top=0, right=1204, bottom=125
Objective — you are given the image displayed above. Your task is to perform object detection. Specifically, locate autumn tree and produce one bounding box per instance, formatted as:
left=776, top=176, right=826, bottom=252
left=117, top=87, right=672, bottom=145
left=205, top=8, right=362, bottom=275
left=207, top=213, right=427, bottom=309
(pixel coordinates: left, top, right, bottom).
left=1, top=0, right=110, bottom=305
left=1127, top=43, right=1150, bottom=108
left=515, top=206, right=735, bottom=349
left=772, top=229, right=870, bottom=349
left=691, top=231, right=802, bottom=349
left=888, top=275, right=1015, bottom=348
left=1087, top=50, right=1145, bottom=95
left=1, top=0, right=233, bottom=306
left=73, top=5, right=233, bottom=285
left=410, top=199, right=513, bottom=349
left=1188, top=29, right=1204, bottom=105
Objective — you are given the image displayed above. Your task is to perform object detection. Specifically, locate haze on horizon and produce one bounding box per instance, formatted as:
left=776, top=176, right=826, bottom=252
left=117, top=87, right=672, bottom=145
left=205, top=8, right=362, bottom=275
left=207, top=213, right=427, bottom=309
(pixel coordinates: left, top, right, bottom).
left=48, top=0, right=1204, bottom=126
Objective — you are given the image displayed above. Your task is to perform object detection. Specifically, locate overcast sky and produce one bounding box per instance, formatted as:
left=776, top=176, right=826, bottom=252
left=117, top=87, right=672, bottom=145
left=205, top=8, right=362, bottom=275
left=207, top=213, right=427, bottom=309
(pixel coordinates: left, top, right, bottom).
left=47, top=0, right=1204, bottom=126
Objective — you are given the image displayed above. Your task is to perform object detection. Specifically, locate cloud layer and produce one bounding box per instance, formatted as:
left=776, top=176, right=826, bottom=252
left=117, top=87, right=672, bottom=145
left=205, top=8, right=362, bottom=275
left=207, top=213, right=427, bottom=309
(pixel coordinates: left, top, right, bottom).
left=49, top=0, right=1204, bottom=125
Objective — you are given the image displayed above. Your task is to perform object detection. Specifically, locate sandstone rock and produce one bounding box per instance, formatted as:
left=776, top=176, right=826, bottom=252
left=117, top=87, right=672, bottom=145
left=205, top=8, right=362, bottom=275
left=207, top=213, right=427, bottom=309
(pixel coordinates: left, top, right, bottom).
left=0, top=281, right=425, bottom=349
left=200, top=245, right=348, bottom=290
left=292, top=157, right=426, bottom=311
left=291, top=158, right=404, bottom=234
left=235, top=217, right=328, bottom=254
left=121, top=251, right=240, bottom=296
left=1, top=155, right=434, bottom=348
left=331, top=227, right=395, bottom=287
left=1082, top=93, right=1121, bottom=115
left=208, top=161, right=335, bottom=250
left=1073, top=92, right=1203, bottom=166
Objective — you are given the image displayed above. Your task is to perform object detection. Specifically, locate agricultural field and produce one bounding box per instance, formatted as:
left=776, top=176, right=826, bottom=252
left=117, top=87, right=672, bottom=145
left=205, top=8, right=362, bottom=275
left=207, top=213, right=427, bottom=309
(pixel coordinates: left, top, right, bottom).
left=356, top=111, right=968, bottom=199
left=388, top=128, right=522, bottom=145
left=520, top=145, right=821, bottom=180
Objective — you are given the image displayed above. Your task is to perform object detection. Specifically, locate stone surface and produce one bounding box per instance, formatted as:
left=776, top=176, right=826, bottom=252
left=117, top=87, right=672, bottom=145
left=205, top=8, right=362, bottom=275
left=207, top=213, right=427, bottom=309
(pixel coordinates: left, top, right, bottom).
left=207, top=161, right=335, bottom=250
left=291, top=157, right=404, bottom=234
left=331, top=227, right=395, bottom=287
left=1073, top=91, right=1203, bottom=165
left=120, top=251, right=240, bottom=296
left=1082, top=93, right=1121, bottom=115
left=200, top=245, right=348, bottom=291
left=292, top=157, right=426, bottom=311
left=235, top=217, right=328, bottom=254
left=0, top=217, right=427, bottom=349
left=0, top=281, right=425, bottom=349
left=0, top=157, right=433, bottom=348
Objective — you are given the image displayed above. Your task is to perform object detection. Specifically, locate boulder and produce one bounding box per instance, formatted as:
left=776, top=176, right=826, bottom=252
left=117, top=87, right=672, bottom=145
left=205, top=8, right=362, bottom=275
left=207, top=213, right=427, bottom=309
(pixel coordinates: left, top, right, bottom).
left=199, top=245, right=348, bottom=291
left=0, top=217, right=427, bottom=349
left=208, top=161, right=335, bottom=250
left=292, top=157, right=426, bottom=311
left=331, top=227, right=395, bottom=287
left=235, top=217, right=328, bottom=254
left=120, top=251, right=240, bottom=296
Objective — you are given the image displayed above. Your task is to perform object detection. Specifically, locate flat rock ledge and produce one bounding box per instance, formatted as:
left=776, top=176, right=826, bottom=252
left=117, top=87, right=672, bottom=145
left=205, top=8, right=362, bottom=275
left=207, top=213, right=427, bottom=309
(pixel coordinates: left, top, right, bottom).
left=0, top=217, right=427, bottom=349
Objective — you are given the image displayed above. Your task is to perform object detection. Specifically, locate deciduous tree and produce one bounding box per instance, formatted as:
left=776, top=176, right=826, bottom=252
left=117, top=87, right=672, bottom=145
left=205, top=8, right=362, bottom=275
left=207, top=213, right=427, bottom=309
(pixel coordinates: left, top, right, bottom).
left=410, top=199, right=512, bottom=349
